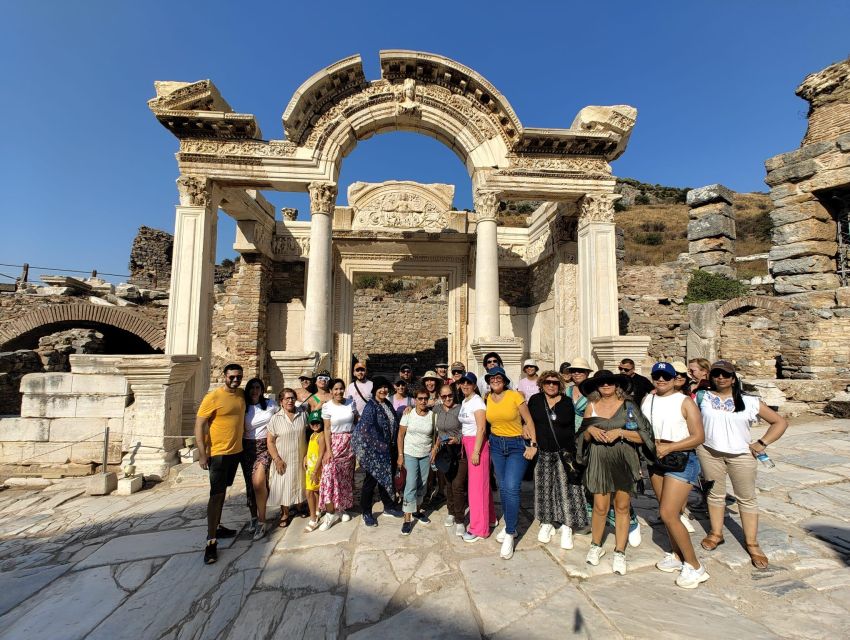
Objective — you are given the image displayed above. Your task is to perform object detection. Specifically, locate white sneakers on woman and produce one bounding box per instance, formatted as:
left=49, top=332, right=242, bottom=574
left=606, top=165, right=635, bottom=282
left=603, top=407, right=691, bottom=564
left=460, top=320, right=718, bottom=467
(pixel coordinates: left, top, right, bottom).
left=560, top=526, right=574, bottom=549
left=656, top=552, right=683, bottom=573
left=537, top=523, right=555, bottom=543
left=586, top=544, right=605, bottom=566
left=495, top=526, right=507, bottom=543
left=612, top=551, right=627, bottom=575
left=676, top=562, right=709, bottom=588
left=318, top=512, right=340, bottom=531
left=500, top=532, right=515, bottom=559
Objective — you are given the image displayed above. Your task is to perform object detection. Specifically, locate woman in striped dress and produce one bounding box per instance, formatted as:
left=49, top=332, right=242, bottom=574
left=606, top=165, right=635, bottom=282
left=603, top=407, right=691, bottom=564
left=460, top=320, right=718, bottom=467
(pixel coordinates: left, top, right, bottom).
left=267, top=388, right=308, bottom=528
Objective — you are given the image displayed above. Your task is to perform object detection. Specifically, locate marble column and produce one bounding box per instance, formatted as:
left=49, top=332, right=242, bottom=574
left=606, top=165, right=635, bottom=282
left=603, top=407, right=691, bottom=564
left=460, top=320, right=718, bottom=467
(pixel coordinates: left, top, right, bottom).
left=166, top=176, right=218, bottom=414
left=473, top=190, right=501, bottom=339
left=577, top=193, right=620, bottom=363
left=303, top=182, right=337, bottom=357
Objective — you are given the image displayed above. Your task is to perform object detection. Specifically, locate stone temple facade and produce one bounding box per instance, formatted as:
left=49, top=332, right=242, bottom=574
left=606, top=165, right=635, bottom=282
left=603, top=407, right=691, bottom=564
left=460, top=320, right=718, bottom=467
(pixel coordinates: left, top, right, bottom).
left=2, top=52, right=850, bottom=478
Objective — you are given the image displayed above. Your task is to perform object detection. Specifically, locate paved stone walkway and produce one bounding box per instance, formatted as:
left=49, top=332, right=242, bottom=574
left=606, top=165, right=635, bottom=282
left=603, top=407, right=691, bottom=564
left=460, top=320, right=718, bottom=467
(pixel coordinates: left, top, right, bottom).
left=1, top=418, right=850, bottom=639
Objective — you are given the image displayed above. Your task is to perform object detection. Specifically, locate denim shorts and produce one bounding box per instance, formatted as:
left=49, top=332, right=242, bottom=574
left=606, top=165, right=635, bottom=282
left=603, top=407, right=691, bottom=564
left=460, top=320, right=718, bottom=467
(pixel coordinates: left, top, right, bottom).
left=651, top=450, right=701, bottom=487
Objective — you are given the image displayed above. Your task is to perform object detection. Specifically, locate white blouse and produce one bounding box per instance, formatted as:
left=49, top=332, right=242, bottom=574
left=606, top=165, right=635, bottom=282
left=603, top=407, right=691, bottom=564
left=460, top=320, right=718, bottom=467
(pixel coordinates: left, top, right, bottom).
left=698, top=391, right=760, bottom=454
left=321, top=399, right=357, bottom=434
left=244, top=399, right=279, bottom=440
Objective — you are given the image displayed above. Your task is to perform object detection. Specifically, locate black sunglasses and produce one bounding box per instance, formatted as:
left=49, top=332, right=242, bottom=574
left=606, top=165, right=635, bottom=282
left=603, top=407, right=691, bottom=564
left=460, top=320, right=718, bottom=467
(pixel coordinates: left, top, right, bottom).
left=451, top=369, right=464, bottom=374
left=542, top=379, right=560, bottom=385
left=415, top=396, right=429, bottom=401
left=226, top=375, right=242, bottom=380
left=354, top=368, right=366, bottom=372
left=485, top=359, right=499, bottom=364
left=711, top=369, right=734, bottom=379
left=439, top=393, right=453, bottom=399
left=651, top=372, right=674, bottom=381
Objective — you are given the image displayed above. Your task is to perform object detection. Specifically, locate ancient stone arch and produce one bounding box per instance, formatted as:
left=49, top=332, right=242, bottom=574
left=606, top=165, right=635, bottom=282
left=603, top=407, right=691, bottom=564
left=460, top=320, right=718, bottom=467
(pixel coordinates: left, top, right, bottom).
left=0, top=304, right=165, bottom=351
left=717, top=295, right=790, bottom=318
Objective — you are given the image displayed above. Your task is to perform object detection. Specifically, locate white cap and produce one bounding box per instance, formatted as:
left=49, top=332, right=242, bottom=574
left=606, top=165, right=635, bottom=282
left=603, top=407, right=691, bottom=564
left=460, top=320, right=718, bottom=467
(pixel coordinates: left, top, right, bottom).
left=522, top=358, right=539, bottom=370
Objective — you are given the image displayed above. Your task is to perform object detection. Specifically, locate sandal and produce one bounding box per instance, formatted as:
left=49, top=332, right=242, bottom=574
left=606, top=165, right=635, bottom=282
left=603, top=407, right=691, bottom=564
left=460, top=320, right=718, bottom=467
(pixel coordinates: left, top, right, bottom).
left=278, top=511, right=292, bottom=528
left=746, top=543, right=769, bottom=569
left=304, top=519, right=319, bottom=533
left=700, top=533, right=725, bottom=551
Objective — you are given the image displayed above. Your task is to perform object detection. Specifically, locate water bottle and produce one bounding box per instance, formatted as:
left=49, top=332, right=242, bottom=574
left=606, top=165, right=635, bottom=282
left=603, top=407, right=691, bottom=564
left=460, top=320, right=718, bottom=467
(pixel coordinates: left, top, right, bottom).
left=625, top=407, right=638, bottom=431
left=756, top=451, right=775, bottom=469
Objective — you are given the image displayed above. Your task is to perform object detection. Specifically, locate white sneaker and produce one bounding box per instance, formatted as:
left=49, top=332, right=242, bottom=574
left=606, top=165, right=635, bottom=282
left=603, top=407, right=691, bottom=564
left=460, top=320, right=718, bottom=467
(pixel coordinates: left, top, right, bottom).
left=560, top=526, right=574, bottom=550
left=612, top=551, right=627, bottom=575
left=680, top=512, right=695, bottom=533
left=500, top=532, right=515, bottom=559
left=340, top=512, right=352, bottom=522
left=676, top=562, right=710, bottom=589
left=537, top=523, right=555, bottom=544
left=586, top=544, right=605, bottom=566
left=495, top=526, right=507, bottom=543
left=462, top=531, right=481, bottom=543
left=318, top=512, right=339, bottom=532
left=656, top=552, right=684, bottom=573
left=455, top=523, right=466, bottom=537
left=628, top=521, right=642, bottom=547
left=444, top=515, right=455, bottom=527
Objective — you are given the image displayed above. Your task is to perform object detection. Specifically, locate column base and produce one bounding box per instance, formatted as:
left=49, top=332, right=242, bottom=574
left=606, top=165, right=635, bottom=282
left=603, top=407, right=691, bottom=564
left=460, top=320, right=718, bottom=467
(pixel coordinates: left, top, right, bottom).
left=120, top=448, right=178, bottom=481
left=591, top=336, right=652, bottom=375
left=471, top=337, right=524, bottom=387
left=268, top=351, right=322, bottom=396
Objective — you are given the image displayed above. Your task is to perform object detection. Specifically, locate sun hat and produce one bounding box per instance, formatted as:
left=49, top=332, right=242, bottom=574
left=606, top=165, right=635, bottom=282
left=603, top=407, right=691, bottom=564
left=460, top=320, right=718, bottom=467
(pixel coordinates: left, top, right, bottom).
left=450, top=361, right=466, bottom=371
left=435, top=361, right=449, bottom=369
left=651, top=362, right=676, bottom=378
left=421, top=370, right=442, bottom=383
left=579, top=369, right=629, bottom=397
left=522, top=358, right=539, bottom=371
left=484, top=366, right=512, bottom=387
left=458, top=372, right=478, bottom=386
left=671, top=361, right=689, bottom=376
left=568, top=357, right=592, bottom=372
left=710, top=360, right=736, bottom=374
left=297, top=369, right=314, bottom=380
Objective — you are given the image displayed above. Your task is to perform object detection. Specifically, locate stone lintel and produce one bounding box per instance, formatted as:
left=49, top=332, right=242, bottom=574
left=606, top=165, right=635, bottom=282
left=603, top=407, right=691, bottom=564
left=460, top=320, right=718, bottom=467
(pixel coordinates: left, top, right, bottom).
left=591, top=335, right=652, bottom=374
left=686, top=184, right=734, bottom=207
left=114, top=355, right=201, bottom=391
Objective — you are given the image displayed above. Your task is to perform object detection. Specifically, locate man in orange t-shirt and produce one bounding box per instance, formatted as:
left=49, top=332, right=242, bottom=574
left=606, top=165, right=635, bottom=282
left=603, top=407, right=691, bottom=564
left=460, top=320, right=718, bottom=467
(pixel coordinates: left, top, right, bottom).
left=195, top=363, right=246, bottom=564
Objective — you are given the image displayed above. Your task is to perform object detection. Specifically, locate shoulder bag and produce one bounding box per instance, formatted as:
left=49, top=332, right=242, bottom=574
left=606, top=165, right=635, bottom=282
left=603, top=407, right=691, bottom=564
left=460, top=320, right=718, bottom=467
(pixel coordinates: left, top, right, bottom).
left=649, top=395, right=688, bottom=473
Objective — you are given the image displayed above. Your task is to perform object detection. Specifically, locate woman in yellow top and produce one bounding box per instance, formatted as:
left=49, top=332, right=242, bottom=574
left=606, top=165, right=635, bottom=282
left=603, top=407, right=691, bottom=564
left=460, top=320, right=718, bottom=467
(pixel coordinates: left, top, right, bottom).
left=485, top=366, right=538, bottom=560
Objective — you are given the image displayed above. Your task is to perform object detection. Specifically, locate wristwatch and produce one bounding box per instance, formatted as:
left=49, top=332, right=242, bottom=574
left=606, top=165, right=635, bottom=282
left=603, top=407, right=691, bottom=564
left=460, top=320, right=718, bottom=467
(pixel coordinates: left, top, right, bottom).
left=527, top=441, right=538, bottom=448
left=757, top=439, right=768, bottom=448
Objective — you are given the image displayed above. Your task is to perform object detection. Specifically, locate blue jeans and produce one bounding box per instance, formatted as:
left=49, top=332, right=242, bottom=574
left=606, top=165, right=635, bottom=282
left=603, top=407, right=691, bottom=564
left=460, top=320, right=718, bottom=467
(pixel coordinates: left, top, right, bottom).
left=403, top=454, right=431, bottom=513
left=489, top=435, right=529, bottom=535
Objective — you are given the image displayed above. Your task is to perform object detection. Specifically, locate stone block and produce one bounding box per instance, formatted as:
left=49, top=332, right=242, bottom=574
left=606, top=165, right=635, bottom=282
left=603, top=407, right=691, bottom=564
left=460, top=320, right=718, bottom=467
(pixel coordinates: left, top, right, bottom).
left=20, top=373, right=73, bottom=394
left=688, top=214, right=736, bottom=241
left=48, top=417, right=109, bottom=442
left=686, top=184, right=734, bottom=207
left=3, top=477, right=54, bottom=489
left=774, top=379, right=838, bottom=402
left=115, top=475, right=143, bottom=495
left=21, top=395, right=77, bottom=418
left=769, top=200, right=832, bottom=226
left=838, top=132, right=850, bottom=152
left=86, top=472, right=118, bottom=496
left=765, top=159, right=819, bottom=186
left=772, top=218, right=835, bottom=245
left=837, top=287, right=850, bottom=308
left=774, top=273, right=842, bottom=294
left=772, top=255, right=836, bottom=275
left=769, top=240, right=838, bottom=261
left=179, top=447, right=199, bottom=463
left=826, top=392, right=850, bottom=418
left=764, top=141, right=835, bottom=171
left=689, top=236, right=734, bottom=254
left=702, top=264, right=737, bottom=278
left=70, top=375, right=129, bottom=395
left=0, top=417, right=50, bottom=442
left=74, top=394, right=127, bottom=418
left=809, top=166, right=850, bottom=192
left=691, top=250, right=732, bottom=268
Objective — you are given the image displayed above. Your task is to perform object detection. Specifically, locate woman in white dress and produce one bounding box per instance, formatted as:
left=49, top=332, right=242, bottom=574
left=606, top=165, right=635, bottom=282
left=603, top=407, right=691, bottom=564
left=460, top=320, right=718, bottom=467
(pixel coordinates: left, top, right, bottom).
left=267, top=388, right=308, bottom=529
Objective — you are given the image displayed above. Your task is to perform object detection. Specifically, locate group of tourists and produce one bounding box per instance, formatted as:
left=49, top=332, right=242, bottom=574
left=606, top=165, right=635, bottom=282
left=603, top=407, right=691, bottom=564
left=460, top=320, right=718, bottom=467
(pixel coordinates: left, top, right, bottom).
left=194, top=352, right=788, bottom=590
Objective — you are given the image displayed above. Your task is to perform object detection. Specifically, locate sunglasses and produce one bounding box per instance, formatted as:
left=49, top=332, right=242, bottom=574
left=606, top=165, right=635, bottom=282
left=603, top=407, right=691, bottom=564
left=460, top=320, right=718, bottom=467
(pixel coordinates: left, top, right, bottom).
left=354, top=368, right=366, bottom=372
left=400, top=368, right=412, bottom=373
left=316, top=376, right=330, bottom=382
left=711, top=370, right=734, bottom=378
left=415, top=397, right=429, bottom=401
left=651, top=372, right=674, bottom=381
left=598, top=382, right=616, bottom=387
left=439, top=393, right=453, bottom=399
left=226, top=375, right=242, bottom=380
left=542, top=379, right=560, bottom=385
left=618, top=367, right=634, bottom=373
left=451, top=369, right=464, bottom=374
left=395, top=382, right=407, bottom=386
left=485, top=359, right=499, bottom=364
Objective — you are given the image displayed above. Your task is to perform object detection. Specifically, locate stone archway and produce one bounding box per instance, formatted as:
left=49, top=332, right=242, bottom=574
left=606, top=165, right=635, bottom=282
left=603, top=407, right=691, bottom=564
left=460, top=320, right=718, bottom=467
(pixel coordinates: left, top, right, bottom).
left=716, top=296, right=790, bottom=378
left=0, top=304, right=165, bottom=351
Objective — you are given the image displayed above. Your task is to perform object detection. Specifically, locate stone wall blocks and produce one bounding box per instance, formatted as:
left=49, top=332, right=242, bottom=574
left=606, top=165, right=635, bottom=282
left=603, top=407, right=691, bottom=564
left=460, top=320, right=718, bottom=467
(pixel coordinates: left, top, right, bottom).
left=689, top=236, right=734, bottom=254
left=686, top=184, right=734, bottom=207
left=764, top=141, right=835, bottom=172
left=687, top=214, right=736, bottom=241
left=0, top=417, right=49, bottom=442
left=774, top=273, right=842, bottom=294
left=70, top=375, right=130, bottom=395
left=769, top=201, right=833, bottom=227
left=48, top=417, right=110, bottom=442
left=837, top=132, right=850, bottom=152
left=20, top=373, right=73, bottom=394
left=702, top=264, right=737, bottom=278
left=806, top=166, right=850, bottom=192
left=764, top=159, right=819, bottom=187
left=21, top=395, right=77, bottom=418
left=836, top=287, right=850, bottom=308
left=771, top=218, right=836, bottom=245
left=691, top=251, right=733, bottom=268
left=768, top=183, right=803, bottom=204
left=771, top=255, right=837, bottom=276
left=769, top=240, right=838, bottom=261
left=74, top=395, right=128, bottom=419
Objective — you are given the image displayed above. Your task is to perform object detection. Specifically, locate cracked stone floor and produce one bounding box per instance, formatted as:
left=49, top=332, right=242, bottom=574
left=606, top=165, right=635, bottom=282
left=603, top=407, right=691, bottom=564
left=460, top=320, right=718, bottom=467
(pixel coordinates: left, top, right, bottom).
left=1, top=418, right=849, bottom=639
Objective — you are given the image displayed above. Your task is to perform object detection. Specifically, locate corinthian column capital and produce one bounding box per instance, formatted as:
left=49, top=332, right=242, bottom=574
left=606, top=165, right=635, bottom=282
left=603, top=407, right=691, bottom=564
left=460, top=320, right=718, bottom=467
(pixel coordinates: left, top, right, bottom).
left=308, top=182, right=338, bottom=215
left=473, top=189, right=500, bottom=223
left=176, top=175, right=211, bottom=207
left=578, top=193, right=618, bottom=226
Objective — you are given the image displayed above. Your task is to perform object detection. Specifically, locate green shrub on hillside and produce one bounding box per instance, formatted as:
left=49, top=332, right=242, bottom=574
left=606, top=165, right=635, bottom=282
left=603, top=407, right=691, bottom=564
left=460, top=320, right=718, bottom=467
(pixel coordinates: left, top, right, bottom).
left=635, top=232, right=664, bottom=246
left=684, top=270, right=747, bottom=303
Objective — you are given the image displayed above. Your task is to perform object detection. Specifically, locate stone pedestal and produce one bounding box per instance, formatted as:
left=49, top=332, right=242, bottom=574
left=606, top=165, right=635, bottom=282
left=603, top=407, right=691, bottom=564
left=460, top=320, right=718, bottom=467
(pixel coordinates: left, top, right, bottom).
left=591, top=336, right=652, bottom=374
left=115, top=355, right=201, bottom=480
left=471, top=337, right=524, bottom=388
left=268, top=351, right=321, bottom=396
left=303, top=182, right=337, bottom=358
left=687, top=301, right=720, bottom=363
left=578, top=194, right=620, bottom=361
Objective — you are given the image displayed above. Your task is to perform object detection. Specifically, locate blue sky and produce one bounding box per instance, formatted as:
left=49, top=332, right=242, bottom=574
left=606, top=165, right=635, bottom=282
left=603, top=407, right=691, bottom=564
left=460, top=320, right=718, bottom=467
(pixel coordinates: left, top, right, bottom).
left=1, top=1, right=848, bottom=283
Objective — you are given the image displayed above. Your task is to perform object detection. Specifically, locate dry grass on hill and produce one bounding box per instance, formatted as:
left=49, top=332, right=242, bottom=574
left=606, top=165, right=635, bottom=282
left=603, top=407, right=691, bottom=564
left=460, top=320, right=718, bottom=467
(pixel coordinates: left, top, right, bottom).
left=617, top=192, right=773, bottom=274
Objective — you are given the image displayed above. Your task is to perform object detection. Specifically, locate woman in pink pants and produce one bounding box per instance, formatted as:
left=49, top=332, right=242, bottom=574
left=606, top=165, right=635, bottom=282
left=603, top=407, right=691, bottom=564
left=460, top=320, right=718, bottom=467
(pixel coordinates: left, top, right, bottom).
left=457, top=372, right=495, bottom=541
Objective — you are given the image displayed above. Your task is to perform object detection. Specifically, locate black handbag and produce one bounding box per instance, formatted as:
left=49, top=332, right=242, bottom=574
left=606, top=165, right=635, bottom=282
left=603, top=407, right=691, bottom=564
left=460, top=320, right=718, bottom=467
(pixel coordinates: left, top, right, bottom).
left=648, top=395, right=689, bottom=473
left=543, top=398, right=584, bottom=484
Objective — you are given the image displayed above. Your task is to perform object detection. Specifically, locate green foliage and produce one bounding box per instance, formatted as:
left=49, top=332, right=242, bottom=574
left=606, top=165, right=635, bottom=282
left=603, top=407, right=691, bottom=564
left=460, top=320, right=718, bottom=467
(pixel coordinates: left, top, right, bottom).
left=355, top=275, right=380, bottom=289
left=219, top=258, right=234, bottom=269
left=613, top=200, right=628, bottom=212
left=639, top=221, right=666, bottom=233
left=635, top=193, right=651, bottom=205
left=381, top=279, right=405, bottom=294
left=635, top=232, right=664, bottom=246
left=685, top=270, right=748, bottom=303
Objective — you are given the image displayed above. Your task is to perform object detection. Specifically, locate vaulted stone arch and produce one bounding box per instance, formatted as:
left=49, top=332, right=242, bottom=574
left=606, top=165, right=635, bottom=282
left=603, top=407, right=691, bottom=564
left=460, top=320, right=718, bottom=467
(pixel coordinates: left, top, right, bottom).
left=0, top=304, right=165, bottom=351
left=718, top=295, right=790, bottom=318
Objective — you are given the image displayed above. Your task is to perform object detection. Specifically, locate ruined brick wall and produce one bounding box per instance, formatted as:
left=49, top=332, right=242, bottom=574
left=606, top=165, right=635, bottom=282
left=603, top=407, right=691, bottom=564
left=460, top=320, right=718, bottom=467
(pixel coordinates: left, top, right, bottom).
left=720, top=310, right=782, bottom=378
left=351, top=293, right=448, bottom=378
left=499, top=268, right=530, bottom=307
left=0, top=350, right=41, bottom=414
left=128, top=226, right=173, bottom=289
left=530, top=255, right=557, bottom=306
left=270, top=262, right=305, bottom=303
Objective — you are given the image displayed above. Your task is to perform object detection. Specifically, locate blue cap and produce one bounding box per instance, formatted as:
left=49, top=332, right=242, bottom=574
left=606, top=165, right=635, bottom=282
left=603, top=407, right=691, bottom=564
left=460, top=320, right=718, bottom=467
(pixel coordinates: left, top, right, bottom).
left=458, top=371, right=478, bottom=386
left=651, top=362, right=676, bottom=377
left=484, top=366, right=512, bottom=386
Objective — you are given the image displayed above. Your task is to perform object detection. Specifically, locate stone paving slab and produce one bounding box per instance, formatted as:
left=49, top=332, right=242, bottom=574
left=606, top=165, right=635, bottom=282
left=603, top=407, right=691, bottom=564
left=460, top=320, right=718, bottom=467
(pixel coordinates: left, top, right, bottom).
left=0, top=563, right=70, bottom=617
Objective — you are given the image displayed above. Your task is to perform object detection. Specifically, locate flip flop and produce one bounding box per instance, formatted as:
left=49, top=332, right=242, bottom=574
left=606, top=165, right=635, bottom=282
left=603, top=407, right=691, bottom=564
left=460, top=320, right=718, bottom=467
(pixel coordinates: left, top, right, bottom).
left=278, top=512, right=292, bottom=528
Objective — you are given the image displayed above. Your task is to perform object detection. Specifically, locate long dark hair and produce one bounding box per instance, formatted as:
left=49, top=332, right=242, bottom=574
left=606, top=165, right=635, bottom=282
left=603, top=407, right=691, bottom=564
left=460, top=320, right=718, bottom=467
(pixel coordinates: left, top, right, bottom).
left=244, top=378, right=268, bottom=411
left=708, top=373, right=746, bottom=412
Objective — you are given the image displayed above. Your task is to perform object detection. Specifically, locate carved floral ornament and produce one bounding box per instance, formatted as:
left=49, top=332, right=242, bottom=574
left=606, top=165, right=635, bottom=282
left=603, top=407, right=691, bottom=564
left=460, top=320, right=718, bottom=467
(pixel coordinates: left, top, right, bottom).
left=473, top=190, right=500, bottom=222
left=272, top=235, right=310, bottom=257
left=308, top=182, right=338, bottom=214
left=176, top=176, right=210, bottom=207
left=578, top=194, right=618, bottom=225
